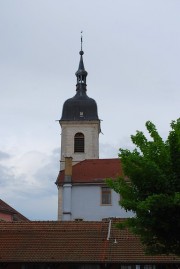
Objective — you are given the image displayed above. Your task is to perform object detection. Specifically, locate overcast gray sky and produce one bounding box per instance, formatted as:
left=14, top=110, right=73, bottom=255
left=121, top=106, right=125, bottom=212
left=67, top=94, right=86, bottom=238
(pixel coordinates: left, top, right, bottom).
left=0, top=0, right=179, bottom=220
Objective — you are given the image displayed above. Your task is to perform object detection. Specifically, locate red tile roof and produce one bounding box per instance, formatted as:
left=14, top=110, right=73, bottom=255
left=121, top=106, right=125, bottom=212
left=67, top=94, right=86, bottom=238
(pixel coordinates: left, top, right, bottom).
left=0, top=199, right=29, bottom=221
left=56, top=159, right=122, bottom=185
left=0, top=219, right=179, bottom=264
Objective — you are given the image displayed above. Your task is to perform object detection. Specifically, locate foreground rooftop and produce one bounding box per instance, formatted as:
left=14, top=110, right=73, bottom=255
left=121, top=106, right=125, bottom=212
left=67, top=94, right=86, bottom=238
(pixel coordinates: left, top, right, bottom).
left=0, top=219, right=179, bottom=264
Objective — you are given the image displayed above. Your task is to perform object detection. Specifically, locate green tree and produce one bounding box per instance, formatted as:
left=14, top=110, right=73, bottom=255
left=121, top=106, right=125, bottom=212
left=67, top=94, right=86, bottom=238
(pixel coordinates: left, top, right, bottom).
left=107, top=118, right=180, bottom=255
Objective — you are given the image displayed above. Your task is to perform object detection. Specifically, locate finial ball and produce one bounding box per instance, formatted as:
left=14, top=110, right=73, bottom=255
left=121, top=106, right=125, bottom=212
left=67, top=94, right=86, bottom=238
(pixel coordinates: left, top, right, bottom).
left=79, top=51, right=84, bottom=56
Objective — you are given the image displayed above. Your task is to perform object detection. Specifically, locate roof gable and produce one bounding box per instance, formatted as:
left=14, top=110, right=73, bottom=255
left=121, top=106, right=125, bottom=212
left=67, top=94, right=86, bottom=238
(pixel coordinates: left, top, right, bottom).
left=0, top=199, right=29, bottom=221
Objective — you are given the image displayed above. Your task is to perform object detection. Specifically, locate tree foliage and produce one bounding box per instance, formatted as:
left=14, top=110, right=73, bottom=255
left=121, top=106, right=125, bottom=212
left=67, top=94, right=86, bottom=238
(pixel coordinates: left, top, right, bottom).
left=107, top=119, right=180, bottom=255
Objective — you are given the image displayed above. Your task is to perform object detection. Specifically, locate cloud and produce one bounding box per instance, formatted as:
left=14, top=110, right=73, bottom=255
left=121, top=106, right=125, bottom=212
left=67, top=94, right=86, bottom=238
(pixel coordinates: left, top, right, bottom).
left=99, top=143, right=118, bottom=159
left=0, top=164, right=15, bottom=188
left=0, top=148, right=59, bottom=220
left=99, top=136, right=134, bottom=159
left=0, top=151, right=11, bottom=160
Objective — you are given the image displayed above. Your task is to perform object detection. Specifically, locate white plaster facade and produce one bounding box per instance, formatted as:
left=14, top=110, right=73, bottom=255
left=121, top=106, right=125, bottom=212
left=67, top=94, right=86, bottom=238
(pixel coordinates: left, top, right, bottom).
left=57, top=186, right=63, bottom=221
left=59, top=184, right=133, bottom=221
left=60, top=120, right=100, bottom=170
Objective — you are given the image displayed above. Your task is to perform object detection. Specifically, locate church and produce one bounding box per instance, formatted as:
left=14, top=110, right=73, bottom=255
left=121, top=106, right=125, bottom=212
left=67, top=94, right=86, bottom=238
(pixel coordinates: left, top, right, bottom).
left=1, top=40, right=180, bottom=269
left=56, top=39, right=132, bottom=221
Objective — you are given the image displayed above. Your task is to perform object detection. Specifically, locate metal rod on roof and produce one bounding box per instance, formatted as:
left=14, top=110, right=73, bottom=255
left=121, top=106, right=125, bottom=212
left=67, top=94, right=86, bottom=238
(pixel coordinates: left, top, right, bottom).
left=107, top=219, right=112, bottom=240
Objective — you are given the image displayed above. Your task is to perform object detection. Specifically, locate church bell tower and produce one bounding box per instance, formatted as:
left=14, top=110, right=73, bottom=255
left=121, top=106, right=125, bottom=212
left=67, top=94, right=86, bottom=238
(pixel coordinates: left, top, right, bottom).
left=59, top=37, right=100, bottom=170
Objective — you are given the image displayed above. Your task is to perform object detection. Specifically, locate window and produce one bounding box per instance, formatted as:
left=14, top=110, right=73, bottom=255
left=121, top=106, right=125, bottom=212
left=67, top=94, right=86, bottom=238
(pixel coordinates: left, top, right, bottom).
left=74, top=132, right=84, bottom=153
left=121, top=266, right=132, bottom=269
left=101, top=187, right=111, bottom=205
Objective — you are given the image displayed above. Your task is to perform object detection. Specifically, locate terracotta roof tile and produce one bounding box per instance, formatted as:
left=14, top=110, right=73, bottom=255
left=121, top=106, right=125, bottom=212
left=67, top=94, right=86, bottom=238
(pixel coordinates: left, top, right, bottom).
left=56, top=159, right=122, bottom=185
left=0, top=219, right=179, bottom=263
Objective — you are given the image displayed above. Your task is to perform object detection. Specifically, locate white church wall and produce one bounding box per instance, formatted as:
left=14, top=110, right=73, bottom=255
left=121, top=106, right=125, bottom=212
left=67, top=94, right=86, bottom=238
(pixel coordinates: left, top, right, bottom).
left=58, top=186, right=63, bottom=220
left=71, top=185, right=133, bottom=221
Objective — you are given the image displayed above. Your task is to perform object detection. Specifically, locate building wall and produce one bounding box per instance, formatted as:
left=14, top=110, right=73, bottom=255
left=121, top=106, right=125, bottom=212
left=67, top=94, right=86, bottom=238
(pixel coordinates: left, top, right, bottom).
left=58, top=186, right=63, bottom=220
left=0, top=212, right=12, bottom=221
left=68, top=185, right=133, bottom=221
left=60, top=121, right=100, bottom=170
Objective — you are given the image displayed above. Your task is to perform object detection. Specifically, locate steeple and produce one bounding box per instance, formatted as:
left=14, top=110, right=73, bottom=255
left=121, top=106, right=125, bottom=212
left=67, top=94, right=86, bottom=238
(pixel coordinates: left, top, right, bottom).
left=58, top=36, right=101, bottom=217
left=60, top=34, right=99, bottom=121
left=75, top=33, right=88, bottom=89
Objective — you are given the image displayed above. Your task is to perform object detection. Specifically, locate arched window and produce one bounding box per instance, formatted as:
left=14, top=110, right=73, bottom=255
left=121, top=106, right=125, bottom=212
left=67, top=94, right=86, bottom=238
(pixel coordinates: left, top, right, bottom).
left=74, top=133, right=84, bottom=153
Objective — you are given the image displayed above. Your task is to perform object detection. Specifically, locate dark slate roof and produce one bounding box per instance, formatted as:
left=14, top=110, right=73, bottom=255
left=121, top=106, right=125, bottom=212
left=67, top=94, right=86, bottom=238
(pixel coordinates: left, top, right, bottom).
left=0, top=199, right=29, bottom=221
left=75, top=51, right=87, bottom=77
left=56, top=159, right=122, bottom=186
left=60, top=89, right=99, bottom=121
left=0, top=219, right=179, bottom=263
left=60, top=47, right=99, bottom=121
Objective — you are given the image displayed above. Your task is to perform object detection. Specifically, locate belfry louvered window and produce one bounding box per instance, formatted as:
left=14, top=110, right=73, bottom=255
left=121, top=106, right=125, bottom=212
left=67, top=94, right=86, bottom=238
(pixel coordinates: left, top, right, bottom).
left=74, top=133, right=84, bottom=153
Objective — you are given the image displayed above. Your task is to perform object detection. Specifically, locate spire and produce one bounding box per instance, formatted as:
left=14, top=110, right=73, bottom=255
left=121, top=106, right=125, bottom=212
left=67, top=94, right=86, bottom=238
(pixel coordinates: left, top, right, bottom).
left=75, top=32, right=88, bottom=89
left=81, top=32, right=83, bottom=51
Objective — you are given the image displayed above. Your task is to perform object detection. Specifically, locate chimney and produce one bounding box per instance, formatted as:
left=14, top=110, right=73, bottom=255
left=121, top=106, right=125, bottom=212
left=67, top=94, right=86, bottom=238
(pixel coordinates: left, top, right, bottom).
left=64, top=157, right=72, bottom=183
